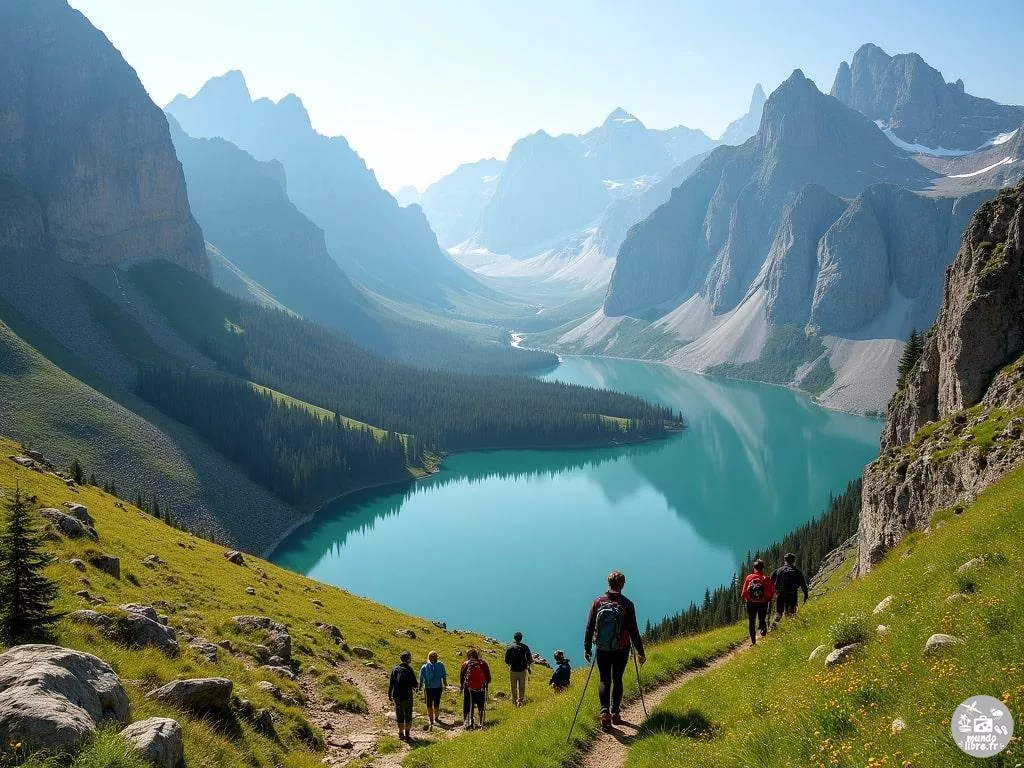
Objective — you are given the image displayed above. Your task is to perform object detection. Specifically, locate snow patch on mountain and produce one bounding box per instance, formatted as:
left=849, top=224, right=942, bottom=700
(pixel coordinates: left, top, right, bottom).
left=875, top=121, right=970, bottom=157
left=948, top=157, right=1016, bottom=178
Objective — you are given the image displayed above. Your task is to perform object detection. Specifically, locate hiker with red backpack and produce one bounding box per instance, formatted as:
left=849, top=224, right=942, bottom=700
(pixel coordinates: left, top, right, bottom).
left=740, top=559, right=776, bottom=646
left=459, top=647, right=491, bottom=728
left=583, top=570, right=646, bottom=730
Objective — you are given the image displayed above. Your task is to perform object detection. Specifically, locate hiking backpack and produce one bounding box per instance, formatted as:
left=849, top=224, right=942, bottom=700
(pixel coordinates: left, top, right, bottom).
left=748, top=575, right=766, bottom=602
left=594, top=598, right=624, bottom=651
left=509, top=643, right=530, bottom=671
left=465, top=659, right=487, bottom=691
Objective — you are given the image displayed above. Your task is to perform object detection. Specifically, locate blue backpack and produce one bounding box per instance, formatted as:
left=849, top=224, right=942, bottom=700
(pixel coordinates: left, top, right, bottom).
left=594, top=599, right=624, bottom=651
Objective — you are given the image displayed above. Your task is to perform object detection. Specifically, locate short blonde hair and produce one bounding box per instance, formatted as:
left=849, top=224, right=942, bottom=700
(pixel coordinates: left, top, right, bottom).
left=608, top=571, right=626, bottom=590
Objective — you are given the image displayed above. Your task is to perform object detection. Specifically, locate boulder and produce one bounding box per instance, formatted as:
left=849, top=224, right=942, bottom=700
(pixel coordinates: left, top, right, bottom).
left=824, top=643, right=861, bottom=668
left=0, top=645, right=130, bottom=753
left=217, top=639, right=232, bottom=651
left=232, top=616, right=291, bottom=660
left=89, top=554, right=121, bottom=579
left=148, top=678, right=232, bottom=712
left=68, top=610, right=112, bottom=630
left=10, top=455, right=36, bottom=468
left=120, top=604, right=159, bottom=622
left=62, top=502, right=93, bottom=526
left=68, top=558, right=86, bottom=571
left=872, top=596, right=893, bottom=615
left=119, top=717, right=183, bottom=768
left=946, top=593, right=968, bottom=604
left=39, top=508, right=96, bottom=539
left=924, top=634, right=964, bottom=655
left=394, top=629, right=416, bottom=640
left=351, top=647, right=374, bottom=659
left=141, top=554, right=161, bottom=569
left=876, top=625, right=890, bottom=635
left=316, top=623, right=343, bottom=644
left=224, top=550, right=245, bottom=566
left=808, top=644, right=829, bottom=661
left=111, top=609, right=179, bottom=655
left=188, top=638, right=219, bottom=662
left=891, top=718, right=907, bottom=734
left=311, top=599, right=323, bottom=608
left=256, top=681, right=282, bottom=699
left=245, top=587, right=256, bottom=596
left=261, top=665, right=296, bottom=680
left=956, top=557, right=986, bottom=572
left=267, top=655, right=286, bottom=667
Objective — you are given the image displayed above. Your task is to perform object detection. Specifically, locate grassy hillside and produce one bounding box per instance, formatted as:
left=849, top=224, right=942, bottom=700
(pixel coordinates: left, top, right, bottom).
left=622, top=465, right=1024, bottom=768
left=0, top=435, right=513, bottom=768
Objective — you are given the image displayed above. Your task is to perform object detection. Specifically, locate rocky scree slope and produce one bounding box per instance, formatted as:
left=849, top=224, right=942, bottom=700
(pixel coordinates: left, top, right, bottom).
left=0, top=0, right=207, bottom=276
left=858, top=182, right=1024, bottom=573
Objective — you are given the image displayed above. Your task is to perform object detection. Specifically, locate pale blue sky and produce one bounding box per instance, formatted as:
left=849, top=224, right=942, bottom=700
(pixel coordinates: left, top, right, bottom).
left=70, top=0, right=1024, bottom=192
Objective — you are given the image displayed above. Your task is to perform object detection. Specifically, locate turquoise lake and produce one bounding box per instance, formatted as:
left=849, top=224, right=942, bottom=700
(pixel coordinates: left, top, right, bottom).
left=271, top=356, right=881, bottom=663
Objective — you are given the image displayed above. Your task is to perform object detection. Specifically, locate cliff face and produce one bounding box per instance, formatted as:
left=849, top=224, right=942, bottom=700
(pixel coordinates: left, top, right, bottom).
left=858, top=183, right=1024, bottom=573
left=0, top=1, right=207, bottom=274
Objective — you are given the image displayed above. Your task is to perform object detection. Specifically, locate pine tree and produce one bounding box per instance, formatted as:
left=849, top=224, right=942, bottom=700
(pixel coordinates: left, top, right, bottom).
left=897, top=329, right=924, bottom=387
left=70, top=459, right=84, bottom=485
left=0, top=488, right=60, bottom=643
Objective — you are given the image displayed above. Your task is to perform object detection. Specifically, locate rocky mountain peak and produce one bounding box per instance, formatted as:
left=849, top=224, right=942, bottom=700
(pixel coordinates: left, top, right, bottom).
left=603, top=108, right=642, bottom=127
left=0, top=0, right=207, bottom=275
left=719, top=83, right=769, bottom=145
left=831, top=43, right=1024, bottom=151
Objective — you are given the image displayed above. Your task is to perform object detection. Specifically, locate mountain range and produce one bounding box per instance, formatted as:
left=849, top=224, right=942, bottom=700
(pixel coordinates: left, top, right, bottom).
left=165, top=71, right=489, bottom=309
left=544, top=59, right=1023, bottom=412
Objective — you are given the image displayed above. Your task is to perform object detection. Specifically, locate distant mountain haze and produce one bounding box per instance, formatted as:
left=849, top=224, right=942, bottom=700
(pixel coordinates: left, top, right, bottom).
left=718, top=84, right=767, bottom=145
left=0, top=0, right=207, bottom=276
left=165, top=71, right=488, bottom=308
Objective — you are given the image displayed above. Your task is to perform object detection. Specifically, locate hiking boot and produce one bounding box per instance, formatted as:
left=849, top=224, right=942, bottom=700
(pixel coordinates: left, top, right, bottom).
left=600, top=712, right=612, bottom=730
left=759, top=628, right=767, bottom=637
left=611, top=713, right=623, bottom=725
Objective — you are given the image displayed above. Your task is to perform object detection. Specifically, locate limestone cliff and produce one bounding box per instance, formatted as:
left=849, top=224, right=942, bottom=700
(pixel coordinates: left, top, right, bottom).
left=858, top=182, right=1024, bottom=573
left=0, top=0, right=207, bottom=275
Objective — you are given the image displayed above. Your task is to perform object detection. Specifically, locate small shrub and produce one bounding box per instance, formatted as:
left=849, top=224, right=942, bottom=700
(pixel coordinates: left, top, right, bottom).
left=124, top=572, right=140, bottom=587
left=954, top=574, right=978, bottom=594
left=984, top=604, right=1013, bottom=634
left=827, top=613, right=869, bottom=649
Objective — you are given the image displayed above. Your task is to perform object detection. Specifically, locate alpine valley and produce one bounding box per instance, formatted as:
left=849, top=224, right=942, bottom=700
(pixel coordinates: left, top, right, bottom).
left=2, top=5, right=1024, bottom=768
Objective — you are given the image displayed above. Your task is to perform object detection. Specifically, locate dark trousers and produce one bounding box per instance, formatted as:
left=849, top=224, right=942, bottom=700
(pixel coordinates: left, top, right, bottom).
left=596, top=648, right=630, bottom=714
left=463, top=688, right=485, bottom=720
left=746, top=601, right=769, bottom=643
left=775, top=593, right=799, bottom=621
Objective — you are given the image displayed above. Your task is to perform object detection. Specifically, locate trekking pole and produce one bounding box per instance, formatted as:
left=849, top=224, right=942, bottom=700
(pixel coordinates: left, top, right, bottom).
left=633, top=648, right=648, bottom=718
left=566, top=653, right=597, bottom=744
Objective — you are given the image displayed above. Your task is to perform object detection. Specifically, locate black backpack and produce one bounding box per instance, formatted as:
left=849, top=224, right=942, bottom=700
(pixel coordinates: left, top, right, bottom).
left=775, top=565, right=801, bottom=595
left=509, top=643, right=530, bottom=671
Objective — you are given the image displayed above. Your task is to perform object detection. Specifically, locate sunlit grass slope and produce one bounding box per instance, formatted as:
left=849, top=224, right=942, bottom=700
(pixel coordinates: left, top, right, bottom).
left=0, top=436, right=500, bottom=768
left=623, top=466, right=1024, bottom=768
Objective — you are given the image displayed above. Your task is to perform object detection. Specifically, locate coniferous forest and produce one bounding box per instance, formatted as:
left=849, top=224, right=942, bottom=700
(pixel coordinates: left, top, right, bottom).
left=644, top=480, right=862, bottom=642
left=128, top=261, right=680, bottom=505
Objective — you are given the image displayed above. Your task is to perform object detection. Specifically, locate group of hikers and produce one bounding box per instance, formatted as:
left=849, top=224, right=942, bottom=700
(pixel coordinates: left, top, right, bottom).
left=386, top=560, right=808, bottom=739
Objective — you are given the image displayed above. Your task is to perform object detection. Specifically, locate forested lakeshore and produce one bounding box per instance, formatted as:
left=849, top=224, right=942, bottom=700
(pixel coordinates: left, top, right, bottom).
left=136, top=368, right=423, bottom=507
left=644, top=479, right=862, bottom=642
left=129, top=260, right=682, bottom=450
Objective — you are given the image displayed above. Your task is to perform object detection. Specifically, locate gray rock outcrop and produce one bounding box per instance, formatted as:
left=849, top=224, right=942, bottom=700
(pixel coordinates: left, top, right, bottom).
left=824, top=643, right=861, bottom=667
left=89, top=554, right=121, bottom=579
left=119, top=717, right=184, bottom=768
left=858, top=183, right=1024, bottom=573
left=148, top=678, right=232, bottom=712
left=39, top=508, right=96, bottom=539
left=232, top=616, right=291, bottom=661
left=924, top=634, right=964, bottom=655
left=0, top=645, right=130, bottom=753
left=0, top=1, right=207, bottom=275
left=111, top=607, right=179, bottom=655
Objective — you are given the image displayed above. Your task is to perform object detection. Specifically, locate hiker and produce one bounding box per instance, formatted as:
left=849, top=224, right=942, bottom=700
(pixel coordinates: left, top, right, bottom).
left=459, top=647, right=491, bottom=728
left=387, top=651, right=419, bottom=741
left=504, top=631, right=532, bottom=706
left=771, top=552, right=810, bottom=624
left=740, top=559, right=775, bottom=646
left=583, top=570, right=646, bottom=730
left=549, top=650, right=571, bottom=692
left=420, top=650, right=448, bottom=728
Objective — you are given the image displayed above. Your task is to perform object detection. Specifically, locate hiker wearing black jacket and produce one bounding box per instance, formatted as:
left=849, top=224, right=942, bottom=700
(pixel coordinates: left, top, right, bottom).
left=771, top=552, right=810, bottom=624
left=504, top=631, right=532, bottom=706
left=388, top=651, right=419, bottom=741
left=584, top=570, right=645, bottom=730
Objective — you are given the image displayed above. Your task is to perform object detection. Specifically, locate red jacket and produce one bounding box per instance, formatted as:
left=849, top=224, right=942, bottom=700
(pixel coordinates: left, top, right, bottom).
left=741, top=572, right=775, bottom=604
